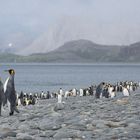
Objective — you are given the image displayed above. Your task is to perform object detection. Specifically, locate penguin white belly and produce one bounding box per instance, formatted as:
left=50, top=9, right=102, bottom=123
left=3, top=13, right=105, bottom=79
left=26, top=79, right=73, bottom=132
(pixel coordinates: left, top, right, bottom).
left=129, top=86, right=133, bottom=92
left=79, top=89, right=83, bottom=96
left=64, top=91, right=69, bottom=98
left=72, top=89, right=76, bottom=96
left=4, top=77, right=9, bottom=93
left=110, top=92, right=115, bottom=98
left=108, top=87, right=115, bottom=98
left=86, top=90, right=89, bottom=96
left=123, top=88, right=129, bottom=96
left=3, top=77, right=11, bottom=111
left=100, top=93, right=103, bottom=98
left=127, top=85, right=130, bottom=90
left=18, top=99, right=21, bottom=106
left=58, top=94, right=62, bottom=103
left=7, top=99, right=10, bottom=112
left=60, top=90, right=63, bottom=96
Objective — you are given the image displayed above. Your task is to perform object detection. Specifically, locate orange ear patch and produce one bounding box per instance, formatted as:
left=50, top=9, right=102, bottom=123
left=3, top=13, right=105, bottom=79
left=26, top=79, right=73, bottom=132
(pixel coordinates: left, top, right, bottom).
left=10, top=69, right=15, bottom=75
left=11, top=70, right=14, bottom=74
left=11, top=70, right=15, bottom=74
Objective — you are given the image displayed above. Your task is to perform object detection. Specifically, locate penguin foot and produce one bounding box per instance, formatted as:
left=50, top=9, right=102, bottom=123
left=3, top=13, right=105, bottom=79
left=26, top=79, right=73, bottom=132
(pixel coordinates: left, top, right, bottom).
left=9, top=112, right=14, bottom=116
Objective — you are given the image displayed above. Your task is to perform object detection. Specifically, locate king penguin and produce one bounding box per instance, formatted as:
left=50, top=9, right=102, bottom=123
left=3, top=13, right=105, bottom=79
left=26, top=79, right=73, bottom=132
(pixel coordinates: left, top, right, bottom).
left=0, top=77, right=5, bottom=116
left=4, top=69, right=19, bottom=115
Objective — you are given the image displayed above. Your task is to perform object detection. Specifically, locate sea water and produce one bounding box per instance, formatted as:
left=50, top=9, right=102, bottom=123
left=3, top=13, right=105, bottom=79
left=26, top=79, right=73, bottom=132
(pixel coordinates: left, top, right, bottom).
left=0, top=63, right=139, bottom=93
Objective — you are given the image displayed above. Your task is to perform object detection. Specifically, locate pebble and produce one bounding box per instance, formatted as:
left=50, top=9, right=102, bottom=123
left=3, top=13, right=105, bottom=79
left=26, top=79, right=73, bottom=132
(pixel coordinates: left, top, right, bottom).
left=0, top=130, right=17, bottom=139
left=0, top=91, right=140, bottom=139
left=53, top=103, right=65, bottom=111
left=16, top=133, right=35, bottom=140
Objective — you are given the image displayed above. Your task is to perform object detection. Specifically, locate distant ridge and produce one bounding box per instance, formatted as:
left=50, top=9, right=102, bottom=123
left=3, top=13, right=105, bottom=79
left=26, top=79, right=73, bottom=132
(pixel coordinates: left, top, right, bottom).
left=119, top=42, right=140, bottom=62
left=0, top=39, right=140, bottom=63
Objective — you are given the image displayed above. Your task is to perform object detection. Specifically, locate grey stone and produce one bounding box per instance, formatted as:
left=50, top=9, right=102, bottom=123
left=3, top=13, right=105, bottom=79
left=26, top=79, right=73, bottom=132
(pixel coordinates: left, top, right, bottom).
left=96, top=122, right=106, bottom=128
left=54, top=103, right=65, bottom=111
left=0, top=131, right=17, bottom=138
left=16, top=133, right=35, bottom=140
left=53, top=129, right=82, bottom=139
left=0, top=90, right=140, bottom=140
left=18, top=124, right=30, bottom=132
left=39, top=131, right=56, bottom=138
left=38, top=122, right=61, bottom=131
left=19, top=114, right=30, bottom=122
left=128, top=123, right=140, bottom=129
left=67, top=124, right=87, bottom=131
left=104, top=121, right=128, bottom=128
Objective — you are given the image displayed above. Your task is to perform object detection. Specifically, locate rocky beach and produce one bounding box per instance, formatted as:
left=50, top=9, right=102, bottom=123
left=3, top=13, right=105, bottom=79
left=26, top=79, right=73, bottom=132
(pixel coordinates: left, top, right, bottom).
left=0, top=90, right=140, bottom=140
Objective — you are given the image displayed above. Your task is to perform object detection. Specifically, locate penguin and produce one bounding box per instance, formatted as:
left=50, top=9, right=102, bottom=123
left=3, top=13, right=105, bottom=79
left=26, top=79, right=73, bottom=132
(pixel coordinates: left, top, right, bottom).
left=72, top=88, right=77, bottom=96
left=40, top=91, right=44, bottom=99
left=28, top=93, right=33, bottom=105
left=50, top=93, right=54, bottom=98
left=0, top=78, right=5, bottom=116
left=79, top=88, right=84, bottom=97
left=108, top=85, right=115, bottom=98
left=57, top=92, right=62, bottom=103
left=59, top=88, right=64, bottom=96
left=95, top=82, right=106, bottom=98
left=102, top=85, right=109, bottom=98
left=18, top=91, right=24, bottom=105
left=129, top=81, right=133, bottom=92
left=122, top=86, right=130, bottom=97
left=4, top=69, right=19, bottom=115
left=86, top=88, right=90, bottom=96
left=89, top=86, right=93, bottom=96
left=64, top=91, right=69, bottom=99
left=46, top=91, right=51, bottom=99
left=16, top=93, right=21, bottom=106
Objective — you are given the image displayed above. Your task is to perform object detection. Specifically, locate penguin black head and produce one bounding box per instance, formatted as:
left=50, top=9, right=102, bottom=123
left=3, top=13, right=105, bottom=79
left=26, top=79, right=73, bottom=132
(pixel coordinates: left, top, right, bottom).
left=5, top=69, right=15, bottom=75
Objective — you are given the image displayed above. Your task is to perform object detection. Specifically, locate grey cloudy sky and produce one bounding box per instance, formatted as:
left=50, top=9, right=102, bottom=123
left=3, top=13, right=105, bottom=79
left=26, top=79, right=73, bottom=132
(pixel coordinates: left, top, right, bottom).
left=0, top=0, right=140, bottom=50
left=1, top=0, right=140, bottom=25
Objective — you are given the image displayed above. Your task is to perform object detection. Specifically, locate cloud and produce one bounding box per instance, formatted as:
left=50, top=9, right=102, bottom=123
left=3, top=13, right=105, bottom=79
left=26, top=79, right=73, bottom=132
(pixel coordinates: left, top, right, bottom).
left=0, top=0, right=140, bottom=24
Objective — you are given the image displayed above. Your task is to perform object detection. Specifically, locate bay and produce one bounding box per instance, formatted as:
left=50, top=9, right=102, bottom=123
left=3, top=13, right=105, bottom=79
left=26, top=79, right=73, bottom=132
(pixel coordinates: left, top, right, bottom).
left=0, top=63, right=139, bottom=93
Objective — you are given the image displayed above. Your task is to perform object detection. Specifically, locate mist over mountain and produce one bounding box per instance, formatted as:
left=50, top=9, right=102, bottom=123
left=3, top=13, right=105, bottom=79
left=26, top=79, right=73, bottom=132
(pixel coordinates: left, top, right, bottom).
left=0, top=23, right=42, bottom=54
left=0, top=0, right=140, bottom=55
left=15, top=17, right=140, bottom=55
left=1, top=16, right=140, bottom=55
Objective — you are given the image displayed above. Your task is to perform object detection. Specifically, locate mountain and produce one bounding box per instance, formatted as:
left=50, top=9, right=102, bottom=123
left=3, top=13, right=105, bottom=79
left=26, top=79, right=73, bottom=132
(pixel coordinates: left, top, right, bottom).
left=38, top=39, right=120, bottom=62
left=1, top=16, right=140, bottom=55
left=1, top=40, right=140, bottom=63
left=0, top=53, right=20, bottom=62
left=119, top=42, right=140, bottom=62
left=25, top=40, right=140, bottom=63
left=14, top=16, right=140, bottom=55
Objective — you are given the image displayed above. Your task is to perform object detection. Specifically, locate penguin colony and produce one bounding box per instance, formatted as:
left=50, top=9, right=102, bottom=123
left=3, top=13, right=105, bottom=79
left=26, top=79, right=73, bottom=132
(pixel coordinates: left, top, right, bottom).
left=17, top=80, right=139, bottom=105
left=0, top=68, right=139, bottom=116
